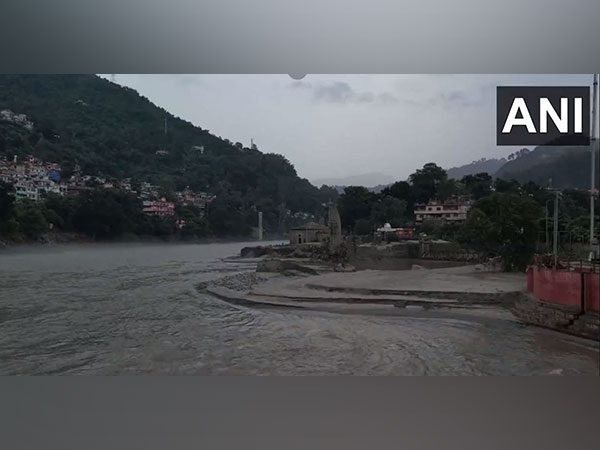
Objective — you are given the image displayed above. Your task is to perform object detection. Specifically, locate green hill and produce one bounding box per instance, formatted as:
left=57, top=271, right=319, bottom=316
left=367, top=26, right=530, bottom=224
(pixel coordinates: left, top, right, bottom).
left=446, top=157, right=507, bottom=180
left=0, top=75, right=328, bottom=235
left=495, top=146, right=598, bottom=189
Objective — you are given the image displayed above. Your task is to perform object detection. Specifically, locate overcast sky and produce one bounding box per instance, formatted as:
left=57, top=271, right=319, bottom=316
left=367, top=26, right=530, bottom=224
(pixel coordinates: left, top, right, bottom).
left=101, top=74, right=591, bottom=185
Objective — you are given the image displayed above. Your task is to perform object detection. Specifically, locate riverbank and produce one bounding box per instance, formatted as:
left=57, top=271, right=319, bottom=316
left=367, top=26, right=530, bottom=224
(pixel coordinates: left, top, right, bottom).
left=201, top=263, right=529, bottom=315
left=204, top=257, right=600, bottom=342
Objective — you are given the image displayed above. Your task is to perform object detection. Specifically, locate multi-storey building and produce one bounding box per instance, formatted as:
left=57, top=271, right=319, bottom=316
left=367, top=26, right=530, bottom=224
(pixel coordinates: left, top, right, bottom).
left=2, top=155, right=67, bottom=202
left=175, top=188, right=214, bottom=216
left=142, top=198, right=175, bottom=216
left=414, top=198, right=470, bottom=223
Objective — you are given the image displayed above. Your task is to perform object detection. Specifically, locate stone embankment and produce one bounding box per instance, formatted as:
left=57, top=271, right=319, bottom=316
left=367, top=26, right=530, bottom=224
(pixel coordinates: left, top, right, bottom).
left=224, top=245, right=599, bottom=340
left=202, top=264, right=528, bottom=316
left=512, top=295, right=599, bottom=341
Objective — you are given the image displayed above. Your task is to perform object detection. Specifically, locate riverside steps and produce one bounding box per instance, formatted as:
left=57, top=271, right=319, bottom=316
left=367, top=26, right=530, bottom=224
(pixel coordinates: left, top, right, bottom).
left=206, top=260, right=600, bottom=340
left=206, top=264, right=527, bottom=311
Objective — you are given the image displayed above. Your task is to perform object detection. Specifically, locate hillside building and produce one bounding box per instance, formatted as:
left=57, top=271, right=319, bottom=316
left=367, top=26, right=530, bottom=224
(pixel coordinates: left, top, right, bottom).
left=142, top=198, right=175, bottom=217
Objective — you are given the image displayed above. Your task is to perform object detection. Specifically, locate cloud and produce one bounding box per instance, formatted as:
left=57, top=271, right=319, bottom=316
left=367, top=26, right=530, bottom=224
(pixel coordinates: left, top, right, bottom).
left=290, top=80, right=399, bottom=105
left=397, top=88, right=486, bottom=109
left=290, top=78, right=481, bottom=108
left=437, top=89, right=485, bottom=107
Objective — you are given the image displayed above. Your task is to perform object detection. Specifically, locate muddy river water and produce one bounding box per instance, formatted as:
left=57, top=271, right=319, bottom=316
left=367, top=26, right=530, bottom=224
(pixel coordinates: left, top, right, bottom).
left=0, top=242, right=598, bottom=375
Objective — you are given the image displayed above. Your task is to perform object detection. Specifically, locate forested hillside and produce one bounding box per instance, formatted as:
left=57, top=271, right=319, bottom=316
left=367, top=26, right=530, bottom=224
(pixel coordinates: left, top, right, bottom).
left=446, top=158, right=506, bottom=180
left=0, top=75, right=330, bottom=236
left=495, top=146, right=599, bottom=189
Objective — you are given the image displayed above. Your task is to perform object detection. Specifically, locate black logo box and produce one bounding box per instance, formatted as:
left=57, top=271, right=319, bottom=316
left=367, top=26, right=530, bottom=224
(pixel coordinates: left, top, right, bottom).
left=497, top=86, right=590, bottom=146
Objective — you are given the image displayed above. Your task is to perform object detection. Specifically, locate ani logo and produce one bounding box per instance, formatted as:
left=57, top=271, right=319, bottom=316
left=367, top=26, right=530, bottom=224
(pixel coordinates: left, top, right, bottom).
left=497, top=86, right=590, bottom=146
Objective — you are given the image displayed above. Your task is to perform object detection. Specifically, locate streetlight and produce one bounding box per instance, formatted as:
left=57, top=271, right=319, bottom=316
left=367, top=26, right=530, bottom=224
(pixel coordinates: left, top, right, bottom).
left=546, top=178, right=561, bottom=264
left=545, top=199, right=552, bottom=251
left=552, top=190, right=560, bottom=260
left=590, top=73, right=599, bottom=261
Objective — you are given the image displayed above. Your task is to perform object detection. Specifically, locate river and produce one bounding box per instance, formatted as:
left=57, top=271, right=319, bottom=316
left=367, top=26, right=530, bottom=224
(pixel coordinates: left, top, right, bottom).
left=0, top=242, right=597, bottom=375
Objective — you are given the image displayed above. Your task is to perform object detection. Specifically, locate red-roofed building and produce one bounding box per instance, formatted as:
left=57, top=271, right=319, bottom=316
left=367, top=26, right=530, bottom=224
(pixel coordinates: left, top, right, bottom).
left=142, top=197, right=175, bottom=216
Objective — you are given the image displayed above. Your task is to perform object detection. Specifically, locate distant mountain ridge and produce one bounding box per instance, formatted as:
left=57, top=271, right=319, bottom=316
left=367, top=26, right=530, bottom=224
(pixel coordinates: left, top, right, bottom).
left=446, top=157, right=507, bottom=180
left=446, top=147, right=598, bottom=190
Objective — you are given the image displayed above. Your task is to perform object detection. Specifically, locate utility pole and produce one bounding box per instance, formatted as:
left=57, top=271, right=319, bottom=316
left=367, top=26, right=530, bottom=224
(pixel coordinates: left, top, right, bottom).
left=258, top=211, right=263, bottom=241
left=545, top=179, right=552, bottom=252
left=545, top=200, right=550, bottom=250
left=590, top=74, right=599, bottom=260
left=553, top=190, right=559, bottom=259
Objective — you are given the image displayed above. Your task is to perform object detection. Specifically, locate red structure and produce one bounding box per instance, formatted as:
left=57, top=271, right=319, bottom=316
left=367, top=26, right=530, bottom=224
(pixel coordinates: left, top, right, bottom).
left=395, top=228, right=415, bottom=239
left=584, top=273, right=600, bottom=311
left=142, top=197, right=175, bottom=217
left=526, top=265, right=599, bottom=312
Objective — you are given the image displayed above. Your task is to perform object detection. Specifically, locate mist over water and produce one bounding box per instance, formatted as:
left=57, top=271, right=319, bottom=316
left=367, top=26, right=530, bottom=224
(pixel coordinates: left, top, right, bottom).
left=0, top=242, right=597, bottom=375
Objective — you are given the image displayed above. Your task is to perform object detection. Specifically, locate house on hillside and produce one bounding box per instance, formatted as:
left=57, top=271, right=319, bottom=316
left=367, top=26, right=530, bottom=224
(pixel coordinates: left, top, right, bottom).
left=142, top=197, right=175, bottom=217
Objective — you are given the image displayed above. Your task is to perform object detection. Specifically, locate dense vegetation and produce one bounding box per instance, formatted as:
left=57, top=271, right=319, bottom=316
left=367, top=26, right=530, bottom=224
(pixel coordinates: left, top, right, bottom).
left=447, top=146, right=599, bottom=190
left=336, top=162, right=598, bottom=270
left=0, top=182, right=208, bottom=241
left=0, top=75, right=332, bottom=238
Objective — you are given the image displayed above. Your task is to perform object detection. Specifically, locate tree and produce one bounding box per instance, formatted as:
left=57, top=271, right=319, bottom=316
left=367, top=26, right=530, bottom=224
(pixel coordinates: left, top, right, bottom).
left=370, top=195, right=407, bottom=227
left=494, top=178, right=520, bottom=194
left=437, top=178, right=459, bottom=201
left=0, top=181, right=14, bottom=219
left=381, top=180, right=412, bottom=201
left=177, top=204, right=210, bottom=238
left=71, top=188, right=144, bottom=239
left=10, top=200, right=48, bottom=237
left=461, top=173, right=493, bottom=200
left=207, top=191, right=250, bottom=236
left=381, top=180, right=415, bottom=215
left=409, top=163, right=447, bottom=203
left=337, top=186, right=378, bottom=232
left=319, top=184, right=339, bottom=203
left=354, top=218, right=373, bottom=236
left=459, top=193, right=542, bottom=271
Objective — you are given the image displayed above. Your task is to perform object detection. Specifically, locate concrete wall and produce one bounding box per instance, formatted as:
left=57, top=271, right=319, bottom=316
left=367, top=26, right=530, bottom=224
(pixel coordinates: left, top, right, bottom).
left=530, top=267, right=582, bottom=309
left=527, top=267, right=599, bottom=312
left=520, top=267, right=599, bottom=340
left=289, top=229, right=328, bottom=245
left=512, top=294, right=599, bottom=341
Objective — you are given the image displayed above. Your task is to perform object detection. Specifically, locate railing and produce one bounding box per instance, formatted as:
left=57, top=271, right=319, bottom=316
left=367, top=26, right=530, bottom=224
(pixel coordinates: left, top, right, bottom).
left=532, top=254, right=600, bottom=273
left=420, top=249, right=486, bottom=263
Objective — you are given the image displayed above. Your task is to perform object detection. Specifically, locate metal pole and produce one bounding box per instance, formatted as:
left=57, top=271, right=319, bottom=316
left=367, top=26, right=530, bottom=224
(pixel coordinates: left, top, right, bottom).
left=258, top=211, right=263, bottom=241
left=553, top=190, right=559, bottom=259
left=591, top=74, right=598, bottom=257
left=545, top=200, right=550, bottom=251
